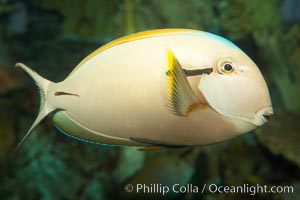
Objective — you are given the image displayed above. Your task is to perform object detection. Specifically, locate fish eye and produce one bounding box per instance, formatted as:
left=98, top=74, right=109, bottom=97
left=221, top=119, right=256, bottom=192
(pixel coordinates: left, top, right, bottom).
left=218, top=59, right=235, bottom=74
left=222, top=63, right=234, bottom=73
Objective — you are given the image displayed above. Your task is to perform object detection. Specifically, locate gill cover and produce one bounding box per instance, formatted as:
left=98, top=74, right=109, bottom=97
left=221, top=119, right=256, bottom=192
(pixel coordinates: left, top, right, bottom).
left=199, top=72, right=271, bottom=126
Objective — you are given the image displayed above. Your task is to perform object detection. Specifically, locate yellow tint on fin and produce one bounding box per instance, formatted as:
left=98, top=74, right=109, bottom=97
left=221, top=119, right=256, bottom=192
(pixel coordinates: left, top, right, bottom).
left=165, top=49, right=199, bottom=116
left=138, top=145, right=168, bottom=151
left=69, top=29, right=200, bottom=76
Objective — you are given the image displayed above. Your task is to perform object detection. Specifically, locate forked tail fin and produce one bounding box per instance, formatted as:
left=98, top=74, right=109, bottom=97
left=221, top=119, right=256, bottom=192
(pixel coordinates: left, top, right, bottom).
left=14, top=63, right=55, bottom=151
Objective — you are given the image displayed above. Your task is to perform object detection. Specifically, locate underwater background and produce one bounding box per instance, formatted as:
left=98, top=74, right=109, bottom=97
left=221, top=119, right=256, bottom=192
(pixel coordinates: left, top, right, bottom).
left=0, top=0, right=299, bottom=199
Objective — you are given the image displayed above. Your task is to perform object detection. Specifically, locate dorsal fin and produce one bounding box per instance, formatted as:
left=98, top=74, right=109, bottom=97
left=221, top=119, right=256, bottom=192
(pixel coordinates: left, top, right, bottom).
left=69, top=29, right=200, bottom=76
left=165, top=49, right=199, bottom=116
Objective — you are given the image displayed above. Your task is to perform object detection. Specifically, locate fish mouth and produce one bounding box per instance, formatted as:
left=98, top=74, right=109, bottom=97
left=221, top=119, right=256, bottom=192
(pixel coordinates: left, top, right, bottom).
left=262, top=114, right=271, bottom=121
left=253, top=106, right=273, bottom=126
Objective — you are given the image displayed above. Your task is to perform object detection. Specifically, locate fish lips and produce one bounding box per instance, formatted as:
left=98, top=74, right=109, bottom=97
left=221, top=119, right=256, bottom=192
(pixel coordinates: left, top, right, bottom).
left=252, top=106, right=273, bottom=126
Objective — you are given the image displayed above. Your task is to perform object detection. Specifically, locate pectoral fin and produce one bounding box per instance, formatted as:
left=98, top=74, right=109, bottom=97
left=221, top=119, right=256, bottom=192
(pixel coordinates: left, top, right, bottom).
left=165, top=49, right=199, bottom=116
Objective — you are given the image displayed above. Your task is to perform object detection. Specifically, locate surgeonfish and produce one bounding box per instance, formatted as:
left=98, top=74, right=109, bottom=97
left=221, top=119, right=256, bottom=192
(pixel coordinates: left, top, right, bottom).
left=15, top=29, right=273, bottom=150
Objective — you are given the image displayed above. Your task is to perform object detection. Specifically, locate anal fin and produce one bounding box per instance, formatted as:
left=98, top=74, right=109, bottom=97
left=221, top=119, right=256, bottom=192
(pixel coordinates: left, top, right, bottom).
left=130, top=137, right=188, bottom=151
left=138, top=145, right=168, bottom=151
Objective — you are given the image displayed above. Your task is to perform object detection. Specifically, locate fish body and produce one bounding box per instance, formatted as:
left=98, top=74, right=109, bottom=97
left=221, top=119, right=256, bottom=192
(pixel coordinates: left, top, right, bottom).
left=16, top=29, right=273, bottom=149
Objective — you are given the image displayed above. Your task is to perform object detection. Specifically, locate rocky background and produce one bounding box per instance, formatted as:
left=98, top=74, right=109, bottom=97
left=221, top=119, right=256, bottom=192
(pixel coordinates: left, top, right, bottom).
left=0, top=0, right=299, bottom=199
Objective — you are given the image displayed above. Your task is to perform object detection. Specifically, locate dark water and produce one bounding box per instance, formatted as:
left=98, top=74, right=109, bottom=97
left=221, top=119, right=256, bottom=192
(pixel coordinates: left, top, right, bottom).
left=0, top=0, right=299, bottom=199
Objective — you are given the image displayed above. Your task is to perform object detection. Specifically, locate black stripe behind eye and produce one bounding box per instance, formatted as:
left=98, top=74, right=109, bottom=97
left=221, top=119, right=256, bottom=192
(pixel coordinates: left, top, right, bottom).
left=183, top=67, right=213, bottom=76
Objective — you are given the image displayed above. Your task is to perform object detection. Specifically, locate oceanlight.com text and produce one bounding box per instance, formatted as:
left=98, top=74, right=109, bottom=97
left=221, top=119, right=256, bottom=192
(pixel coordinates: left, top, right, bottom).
left=124, top=183, right=294, bottom=196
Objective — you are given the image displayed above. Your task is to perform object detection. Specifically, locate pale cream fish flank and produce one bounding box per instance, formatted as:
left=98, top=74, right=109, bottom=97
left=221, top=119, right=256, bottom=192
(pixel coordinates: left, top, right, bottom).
left=15, top=29, right=273, bottom=151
